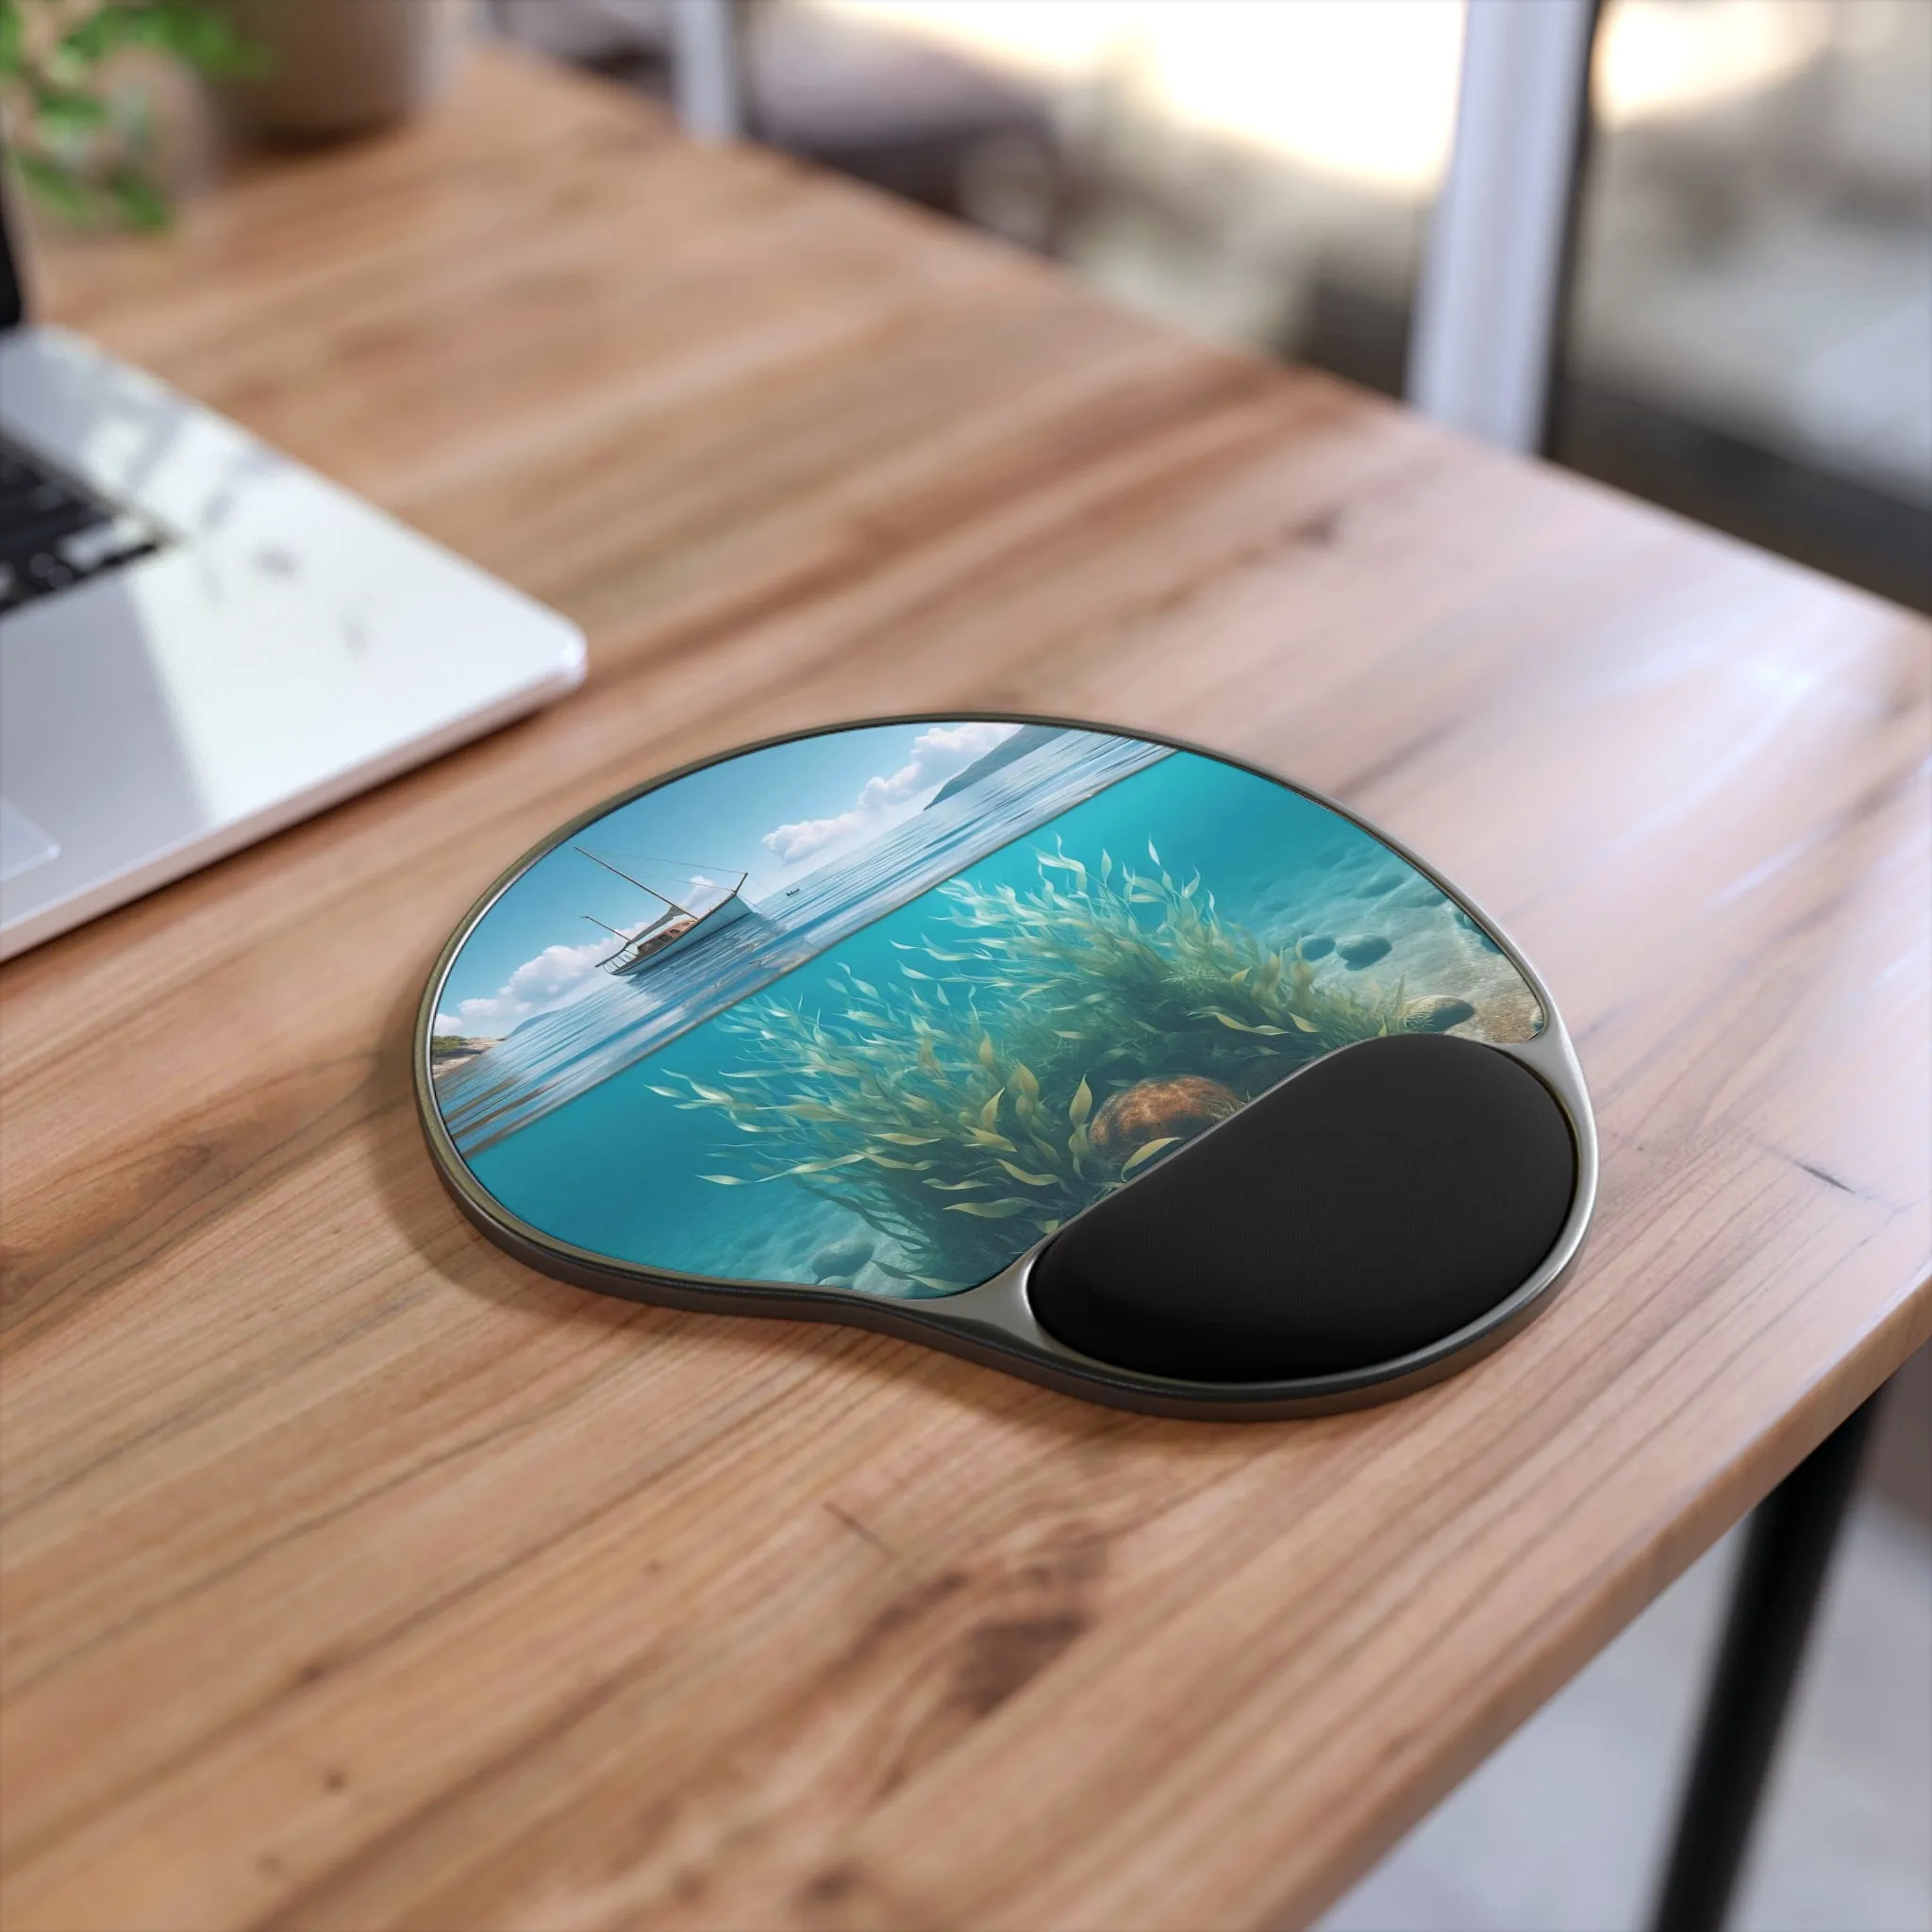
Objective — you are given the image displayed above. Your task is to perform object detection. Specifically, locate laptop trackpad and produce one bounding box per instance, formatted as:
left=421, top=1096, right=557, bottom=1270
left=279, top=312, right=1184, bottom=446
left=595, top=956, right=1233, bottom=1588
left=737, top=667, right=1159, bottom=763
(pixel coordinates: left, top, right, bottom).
left=0, top=797, right=60, bottom=884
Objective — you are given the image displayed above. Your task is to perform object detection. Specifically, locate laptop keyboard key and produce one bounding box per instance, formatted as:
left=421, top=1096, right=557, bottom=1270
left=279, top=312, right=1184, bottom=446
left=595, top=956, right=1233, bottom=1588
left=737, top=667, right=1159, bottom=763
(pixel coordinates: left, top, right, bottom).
left=0, top=432, right=159, bottom=615
left=3, top=495, right=108, bottom=561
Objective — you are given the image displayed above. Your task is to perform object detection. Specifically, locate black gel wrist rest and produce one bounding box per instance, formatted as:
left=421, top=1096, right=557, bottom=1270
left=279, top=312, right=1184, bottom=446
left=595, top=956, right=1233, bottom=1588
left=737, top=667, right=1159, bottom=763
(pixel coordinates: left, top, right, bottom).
left=1028, top=1034, right=1577, bottom=1382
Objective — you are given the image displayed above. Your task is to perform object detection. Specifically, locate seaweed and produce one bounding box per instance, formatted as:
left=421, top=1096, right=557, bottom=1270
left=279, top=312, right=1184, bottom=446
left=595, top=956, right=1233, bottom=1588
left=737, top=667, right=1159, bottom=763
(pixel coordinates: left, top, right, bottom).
left=655, top=841, right=1406, bottom=1288
left=933, top=838, right=1404, bottom=1090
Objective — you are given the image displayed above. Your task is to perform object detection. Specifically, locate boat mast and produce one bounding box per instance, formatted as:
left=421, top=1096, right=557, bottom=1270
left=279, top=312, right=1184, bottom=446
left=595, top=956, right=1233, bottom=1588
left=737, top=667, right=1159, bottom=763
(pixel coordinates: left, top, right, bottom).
left=574, top=845, right=692, bottom=919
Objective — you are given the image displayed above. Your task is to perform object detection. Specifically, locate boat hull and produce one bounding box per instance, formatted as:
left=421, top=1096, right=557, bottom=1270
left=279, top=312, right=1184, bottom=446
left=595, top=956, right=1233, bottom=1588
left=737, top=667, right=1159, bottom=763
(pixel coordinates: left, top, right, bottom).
left=610, top=891, right=754, bottom=974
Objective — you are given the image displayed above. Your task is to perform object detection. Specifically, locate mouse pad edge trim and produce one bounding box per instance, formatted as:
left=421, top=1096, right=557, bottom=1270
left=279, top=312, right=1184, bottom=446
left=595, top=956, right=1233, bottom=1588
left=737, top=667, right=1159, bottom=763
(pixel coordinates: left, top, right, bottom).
left=413, top=711, right=1598, bottom=1418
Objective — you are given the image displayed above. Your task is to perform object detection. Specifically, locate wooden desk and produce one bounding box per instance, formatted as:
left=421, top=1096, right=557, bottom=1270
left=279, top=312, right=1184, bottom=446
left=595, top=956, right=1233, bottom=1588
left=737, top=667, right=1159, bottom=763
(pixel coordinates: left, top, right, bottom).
left=3, top=46, right=1927, bottom=1932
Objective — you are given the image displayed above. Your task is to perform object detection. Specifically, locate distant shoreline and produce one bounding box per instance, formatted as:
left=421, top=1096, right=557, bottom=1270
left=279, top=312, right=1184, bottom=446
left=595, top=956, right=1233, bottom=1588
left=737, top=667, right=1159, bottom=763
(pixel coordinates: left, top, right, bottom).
left=429, top=1035, right=498, bottom=1078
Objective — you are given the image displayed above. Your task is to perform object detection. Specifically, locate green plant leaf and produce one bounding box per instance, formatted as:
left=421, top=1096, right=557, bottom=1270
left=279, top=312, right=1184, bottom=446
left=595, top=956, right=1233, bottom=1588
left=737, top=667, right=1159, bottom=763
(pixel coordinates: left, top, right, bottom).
left=1120, top=1136, right=1181, bottom=1176
left=59, top=3, right=150, bottom=62
left=995, top=1159, right=1057, bottom=1187
left=943, top=1198, right=1034, bottom=1219
left=12, top=150, right=97, bottom=225
left=32, top=88, right=111, bottom=136
left=70, top=2, right=266, bottom=78
left=774, top=1152, right=870, bottom=1177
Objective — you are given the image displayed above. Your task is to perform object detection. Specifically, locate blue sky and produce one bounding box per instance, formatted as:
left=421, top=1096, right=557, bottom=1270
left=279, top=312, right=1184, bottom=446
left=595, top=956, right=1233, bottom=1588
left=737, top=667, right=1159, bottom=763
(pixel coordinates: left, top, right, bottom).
left=436, top=720, right=1018, bottom=1037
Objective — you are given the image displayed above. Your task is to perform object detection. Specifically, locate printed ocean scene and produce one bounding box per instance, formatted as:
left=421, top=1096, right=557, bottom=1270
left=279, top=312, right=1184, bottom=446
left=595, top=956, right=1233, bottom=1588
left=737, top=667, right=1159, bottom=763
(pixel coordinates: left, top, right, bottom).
left=435, top=726, right=1543, bottom=1300
left=433, top=723, right=1169, bottom=1154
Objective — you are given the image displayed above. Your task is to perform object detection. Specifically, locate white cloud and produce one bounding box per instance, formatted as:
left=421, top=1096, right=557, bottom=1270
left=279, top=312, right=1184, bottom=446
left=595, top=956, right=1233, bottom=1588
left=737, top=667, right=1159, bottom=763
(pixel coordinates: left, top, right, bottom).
left=761, top=722, right=1019, bottom=868
left=437, top=923, right=647, bottom=1040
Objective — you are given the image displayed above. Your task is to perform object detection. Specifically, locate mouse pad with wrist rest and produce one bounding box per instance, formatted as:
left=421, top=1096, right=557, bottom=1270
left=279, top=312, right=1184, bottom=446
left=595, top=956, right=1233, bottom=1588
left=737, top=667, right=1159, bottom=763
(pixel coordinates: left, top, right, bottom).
left=417, top=717, right=1595, bottom=1417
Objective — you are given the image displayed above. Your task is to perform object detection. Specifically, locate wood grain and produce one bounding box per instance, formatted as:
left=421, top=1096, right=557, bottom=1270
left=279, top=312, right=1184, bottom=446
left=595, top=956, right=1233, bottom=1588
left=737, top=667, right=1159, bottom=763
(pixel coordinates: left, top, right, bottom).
left=2, top=43, right=1926, bottom=1932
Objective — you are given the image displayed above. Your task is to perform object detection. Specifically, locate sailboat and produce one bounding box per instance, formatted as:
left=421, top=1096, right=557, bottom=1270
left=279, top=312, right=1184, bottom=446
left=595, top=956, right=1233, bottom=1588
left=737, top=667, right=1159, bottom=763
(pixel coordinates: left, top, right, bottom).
left=576, top=846, right=756, bottom=975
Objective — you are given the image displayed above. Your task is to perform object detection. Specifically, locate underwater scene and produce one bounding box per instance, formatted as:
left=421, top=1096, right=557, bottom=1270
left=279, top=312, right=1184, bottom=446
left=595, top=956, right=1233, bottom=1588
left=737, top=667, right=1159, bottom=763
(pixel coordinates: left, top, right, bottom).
left=431, top=723, right=1543, bottom=1299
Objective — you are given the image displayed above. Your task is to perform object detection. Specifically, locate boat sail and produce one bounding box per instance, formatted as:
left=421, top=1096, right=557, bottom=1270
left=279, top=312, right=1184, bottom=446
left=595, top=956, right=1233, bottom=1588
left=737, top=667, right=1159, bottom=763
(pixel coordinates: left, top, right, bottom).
left=575, top=846, right=755, bottom=975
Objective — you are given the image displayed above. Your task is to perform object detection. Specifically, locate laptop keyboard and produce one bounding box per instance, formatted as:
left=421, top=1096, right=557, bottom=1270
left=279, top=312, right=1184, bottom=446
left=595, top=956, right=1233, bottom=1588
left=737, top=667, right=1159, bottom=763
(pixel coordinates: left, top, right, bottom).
left=0, top=433, right=160, bottom=615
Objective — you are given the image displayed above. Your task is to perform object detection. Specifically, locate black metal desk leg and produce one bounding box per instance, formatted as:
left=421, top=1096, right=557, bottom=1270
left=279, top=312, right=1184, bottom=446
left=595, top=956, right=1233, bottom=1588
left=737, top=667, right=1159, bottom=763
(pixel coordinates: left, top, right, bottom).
left=1649, top=1389, right=1886, bottom=1932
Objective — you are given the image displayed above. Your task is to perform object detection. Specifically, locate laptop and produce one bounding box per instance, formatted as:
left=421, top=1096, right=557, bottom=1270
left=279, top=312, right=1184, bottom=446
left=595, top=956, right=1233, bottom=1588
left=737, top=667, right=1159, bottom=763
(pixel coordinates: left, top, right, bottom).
left=0, top=183, right=585, bottom=962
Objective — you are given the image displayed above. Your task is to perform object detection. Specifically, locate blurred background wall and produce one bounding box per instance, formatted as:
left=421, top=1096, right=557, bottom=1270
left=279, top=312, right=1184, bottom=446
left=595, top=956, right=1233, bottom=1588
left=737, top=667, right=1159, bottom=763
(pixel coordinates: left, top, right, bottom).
left=493, top=0, right=1931, bottom=611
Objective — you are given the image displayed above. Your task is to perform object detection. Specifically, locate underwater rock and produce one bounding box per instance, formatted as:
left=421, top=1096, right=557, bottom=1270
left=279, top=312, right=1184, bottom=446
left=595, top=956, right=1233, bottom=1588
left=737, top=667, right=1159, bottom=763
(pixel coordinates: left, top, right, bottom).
left=1336, top=934, right=1392, bottom=970
left=1298, top=934, right=1337, bottom=960
left=1090, top=1075, right=1241, bottom=1164
left=1401, top=995, right=1476, bottom=1034
left=810, top=1235, right=874, bottom=1281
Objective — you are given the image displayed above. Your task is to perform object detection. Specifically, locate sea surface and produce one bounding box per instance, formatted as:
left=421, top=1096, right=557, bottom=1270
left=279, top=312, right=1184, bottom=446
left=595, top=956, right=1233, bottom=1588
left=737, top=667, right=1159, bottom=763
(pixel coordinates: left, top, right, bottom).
left=457, top=752, right=1544, bottom=1297
left=436, top=728, right=1170, bottom=1155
